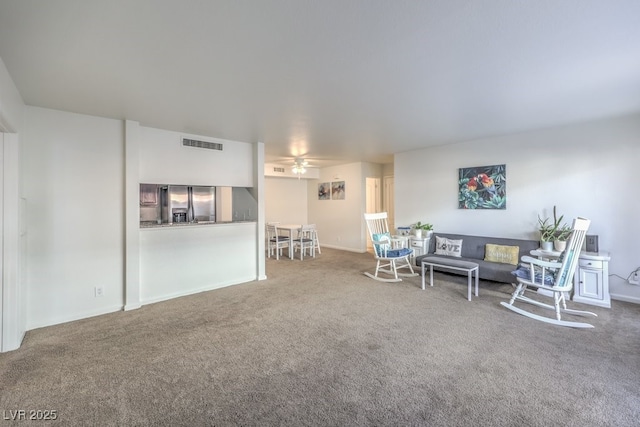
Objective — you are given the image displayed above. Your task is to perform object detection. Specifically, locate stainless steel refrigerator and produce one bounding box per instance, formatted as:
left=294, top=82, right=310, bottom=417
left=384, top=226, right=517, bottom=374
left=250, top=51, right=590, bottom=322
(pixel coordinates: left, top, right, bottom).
left=162, top=185, right=215, bottom=224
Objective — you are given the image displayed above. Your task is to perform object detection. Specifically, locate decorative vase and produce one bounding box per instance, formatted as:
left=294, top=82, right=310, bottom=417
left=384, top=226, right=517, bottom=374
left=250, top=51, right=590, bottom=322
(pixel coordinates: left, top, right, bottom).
left=541, top=241, right=554, bottom=251
left=414, top=229, right=422, bottom=239
left=554, top=240, right=567, bottom=252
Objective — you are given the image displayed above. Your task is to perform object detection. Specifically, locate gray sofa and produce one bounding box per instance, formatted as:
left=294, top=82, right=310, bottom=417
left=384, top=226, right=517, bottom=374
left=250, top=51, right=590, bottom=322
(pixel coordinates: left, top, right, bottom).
left=414, top=233, right=539, bottom=284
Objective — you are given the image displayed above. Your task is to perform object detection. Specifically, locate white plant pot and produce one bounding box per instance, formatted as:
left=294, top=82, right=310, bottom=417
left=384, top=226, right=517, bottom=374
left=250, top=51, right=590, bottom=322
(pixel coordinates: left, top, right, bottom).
left=541, top=241, right=554, bottom=251
left=554, top=240, right=567, bottom=252
left=413, top=229, right=422, bottom=239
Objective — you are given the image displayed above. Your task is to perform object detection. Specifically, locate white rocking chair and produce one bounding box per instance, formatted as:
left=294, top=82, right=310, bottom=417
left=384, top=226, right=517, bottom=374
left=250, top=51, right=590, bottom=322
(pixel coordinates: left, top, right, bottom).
left=500, top=217, right=597, bottom=328
left=363, top=212, right=417, bottom=282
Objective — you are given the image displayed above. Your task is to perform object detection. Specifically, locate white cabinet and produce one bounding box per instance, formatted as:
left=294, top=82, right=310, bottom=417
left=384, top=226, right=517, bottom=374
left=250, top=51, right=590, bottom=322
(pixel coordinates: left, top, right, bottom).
left=573, top=252, right=611, bottom=308
left=409, top=236, right=430, bottom=258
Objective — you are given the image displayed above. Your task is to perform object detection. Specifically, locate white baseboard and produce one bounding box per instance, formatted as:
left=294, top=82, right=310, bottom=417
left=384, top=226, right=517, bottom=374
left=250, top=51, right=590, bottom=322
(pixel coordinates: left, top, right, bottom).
left=27, top=304, right=124, bottom=331
left=321, top=244, right=367, bottom=253
left=140, top=276, right=256, bottom=306
left=610, top=293, right=640, bottom=305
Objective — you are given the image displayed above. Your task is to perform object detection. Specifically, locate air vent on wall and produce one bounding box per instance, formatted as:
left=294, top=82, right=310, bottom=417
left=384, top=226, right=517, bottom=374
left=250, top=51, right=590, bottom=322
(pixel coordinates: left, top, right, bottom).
left=273, top=167, right=285, bottom=173
left=182, top=138, right=223, bottom=151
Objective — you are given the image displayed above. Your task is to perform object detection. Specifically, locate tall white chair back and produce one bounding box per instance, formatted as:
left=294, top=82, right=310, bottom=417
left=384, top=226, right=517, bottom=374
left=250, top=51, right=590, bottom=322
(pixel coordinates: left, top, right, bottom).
left=295, top=224, right=317, bottom=260
left=310, top=224, right=321, bottom=254
left=266, top=223, right=289, bottom=260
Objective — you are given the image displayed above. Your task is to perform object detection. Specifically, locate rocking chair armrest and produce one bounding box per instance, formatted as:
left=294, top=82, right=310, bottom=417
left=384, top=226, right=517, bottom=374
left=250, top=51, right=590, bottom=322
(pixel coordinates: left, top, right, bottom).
left=520, top=255, right=561, bottom=269
left=372, top=238, right=390, bottom=246
left=390, top=237, right=408, bottom=249
left=516, top=255, right=559, bottom=286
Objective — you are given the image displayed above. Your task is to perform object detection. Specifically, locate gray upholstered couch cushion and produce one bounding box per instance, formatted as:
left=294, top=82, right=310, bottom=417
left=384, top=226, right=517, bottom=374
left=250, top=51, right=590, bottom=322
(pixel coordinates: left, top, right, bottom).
left=415, top=233, right=539, bottom=284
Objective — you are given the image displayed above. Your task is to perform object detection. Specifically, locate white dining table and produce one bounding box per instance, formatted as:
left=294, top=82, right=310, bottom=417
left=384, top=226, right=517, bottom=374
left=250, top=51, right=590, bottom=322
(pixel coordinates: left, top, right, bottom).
left=277, top=224, right=303, bottom=259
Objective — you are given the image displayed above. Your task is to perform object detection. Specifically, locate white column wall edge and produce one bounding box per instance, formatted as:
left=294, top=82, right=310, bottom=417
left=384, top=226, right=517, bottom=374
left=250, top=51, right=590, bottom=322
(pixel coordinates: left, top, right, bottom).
left=254, top=142, right=266, bottom=280
left=1, top=132, right=25, bottom=352
left=124, top=120, right=142, bottom=311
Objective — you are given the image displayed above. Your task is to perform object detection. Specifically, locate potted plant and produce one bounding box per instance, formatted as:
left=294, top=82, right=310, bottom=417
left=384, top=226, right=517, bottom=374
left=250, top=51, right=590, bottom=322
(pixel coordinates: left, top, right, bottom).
left=538, top=216, right=556, bottom=251
left=412, top=221, right=434, bottom=239
left=538, top=205, right=570, bottom=251
left=553, top=224, right=572, bottom=251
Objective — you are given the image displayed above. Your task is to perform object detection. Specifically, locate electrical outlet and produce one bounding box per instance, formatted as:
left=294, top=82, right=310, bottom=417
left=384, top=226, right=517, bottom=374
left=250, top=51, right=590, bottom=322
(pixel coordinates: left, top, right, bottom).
left=94, top=286, right=104, bottom=297
left=629, top=271, right=640, bottom=286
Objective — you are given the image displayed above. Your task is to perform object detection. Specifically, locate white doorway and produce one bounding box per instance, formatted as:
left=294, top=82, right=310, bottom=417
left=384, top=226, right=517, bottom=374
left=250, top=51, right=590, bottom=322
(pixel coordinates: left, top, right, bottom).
left=365, top=177, right=381, bottom=251
left=383, top=175, right=395, bottom=233
left=365, top=177, right=381, bottom=214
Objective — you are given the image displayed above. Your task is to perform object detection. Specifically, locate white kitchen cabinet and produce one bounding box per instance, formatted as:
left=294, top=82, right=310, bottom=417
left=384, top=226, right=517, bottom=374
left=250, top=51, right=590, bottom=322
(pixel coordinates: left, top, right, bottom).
left=573, top=252, right=611, bottom=308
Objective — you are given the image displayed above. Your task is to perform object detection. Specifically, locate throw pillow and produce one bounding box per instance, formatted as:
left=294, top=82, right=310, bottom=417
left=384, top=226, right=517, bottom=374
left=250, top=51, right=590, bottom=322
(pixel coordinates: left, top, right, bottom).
left=372, top=232, right=391, bottom=257
left=484, top=244, right=520, bottom=265
left=434, top=236, right=463, bottom=257
left=511, top=249, right=569, bottom=286
left=511, top=265, right=556, bottom=286
left=385, top=247, right=413, bottom=258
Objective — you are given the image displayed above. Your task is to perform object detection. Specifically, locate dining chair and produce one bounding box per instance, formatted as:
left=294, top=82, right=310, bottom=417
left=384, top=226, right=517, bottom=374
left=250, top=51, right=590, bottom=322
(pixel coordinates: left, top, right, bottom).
left=311, top=224, right=321, bottom=254
left=294, top=224, right=316, bottom=260
left=266, top=223, right=289, bottom=260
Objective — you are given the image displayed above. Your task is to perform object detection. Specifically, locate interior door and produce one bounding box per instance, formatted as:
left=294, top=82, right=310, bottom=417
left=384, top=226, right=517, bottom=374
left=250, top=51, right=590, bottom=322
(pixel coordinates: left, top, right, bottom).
left=383, top=176, right=395, bottom=233
left=365, top=177, right=380, bottom=213
left=365, top=178, right=381, bottom=251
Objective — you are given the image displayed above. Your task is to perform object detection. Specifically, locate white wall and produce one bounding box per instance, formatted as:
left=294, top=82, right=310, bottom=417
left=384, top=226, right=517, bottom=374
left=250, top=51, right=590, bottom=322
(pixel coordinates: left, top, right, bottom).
left=23, top=107, right=125, bottom=329
left=307, top=162, right=382, bottom=252
left=265, top=177, right=308, bottom=225
left=133, top=125, right=260, bottom=307
left=139, top=127, right=253, bottom=186
left=21, top=107, right=263, bottom=330
left=0, top=57, right=24, bottom=132
left=140, top=223, right=257, bottom=304
left=265, top=162, right=388, bottom=253
left=395, top=113, right=640, bottom=303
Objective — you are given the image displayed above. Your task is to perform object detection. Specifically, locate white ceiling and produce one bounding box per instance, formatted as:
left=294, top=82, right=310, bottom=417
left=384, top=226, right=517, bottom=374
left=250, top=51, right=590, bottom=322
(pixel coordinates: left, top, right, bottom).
left=1, top=1, right=639, bottom=166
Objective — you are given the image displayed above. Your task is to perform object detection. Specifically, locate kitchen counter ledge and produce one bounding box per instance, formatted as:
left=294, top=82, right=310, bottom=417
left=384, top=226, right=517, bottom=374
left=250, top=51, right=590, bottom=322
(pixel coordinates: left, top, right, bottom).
left=140, top=220, right=256, bottom=229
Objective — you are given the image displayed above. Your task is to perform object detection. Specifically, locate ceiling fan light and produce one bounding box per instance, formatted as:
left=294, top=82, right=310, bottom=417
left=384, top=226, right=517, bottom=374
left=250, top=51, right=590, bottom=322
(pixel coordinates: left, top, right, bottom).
left=292, top=165, right=307, bottom=174
left=292, top=158, right=308, bottom=174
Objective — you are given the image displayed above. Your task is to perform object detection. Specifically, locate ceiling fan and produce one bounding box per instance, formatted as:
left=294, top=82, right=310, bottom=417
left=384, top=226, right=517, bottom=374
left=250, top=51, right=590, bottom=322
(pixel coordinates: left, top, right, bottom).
left=291, top=157, right=311, bottom=175
left=267, top=156, right=320, bottom=174
left=267, top=154, right=342, bottom=179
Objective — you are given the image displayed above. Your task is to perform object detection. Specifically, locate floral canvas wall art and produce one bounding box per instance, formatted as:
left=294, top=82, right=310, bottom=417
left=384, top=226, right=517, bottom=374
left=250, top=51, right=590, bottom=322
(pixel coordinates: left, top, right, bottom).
left=331, top=181, right=345, bottom=200
left=318, top=182, right=330, bottom=200
left=458, top=164, right=506, bottom=209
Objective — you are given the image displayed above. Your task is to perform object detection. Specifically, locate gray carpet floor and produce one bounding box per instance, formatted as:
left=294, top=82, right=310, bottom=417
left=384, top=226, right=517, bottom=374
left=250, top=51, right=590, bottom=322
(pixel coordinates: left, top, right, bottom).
left=1, top=247, right=639, bottom=426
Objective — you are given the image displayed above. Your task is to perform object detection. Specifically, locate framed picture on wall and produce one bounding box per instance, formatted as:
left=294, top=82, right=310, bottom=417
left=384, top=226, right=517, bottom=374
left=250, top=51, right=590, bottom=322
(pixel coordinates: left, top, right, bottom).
left=318, top=182, right=330, bottom=200
left=331, top=181, right=345, bottom=200
left=458, top=164, right=506, bottom=209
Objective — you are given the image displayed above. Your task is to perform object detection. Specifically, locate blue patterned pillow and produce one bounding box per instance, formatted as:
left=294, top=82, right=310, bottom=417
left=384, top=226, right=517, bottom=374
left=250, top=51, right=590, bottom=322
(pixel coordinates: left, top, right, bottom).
left=385, top=248, right=413, bottom=258
left=372, top=232, right=391, bottom=256
left=511, top=250, right=568, bottom=286
left=511, top=265, right=556, bottom=285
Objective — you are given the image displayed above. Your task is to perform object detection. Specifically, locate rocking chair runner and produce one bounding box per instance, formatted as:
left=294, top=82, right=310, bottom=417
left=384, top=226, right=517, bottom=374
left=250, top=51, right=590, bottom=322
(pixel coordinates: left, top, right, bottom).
left=500, top=217, right=597, bottom=328
left=363, top=212, right=418, bottom=282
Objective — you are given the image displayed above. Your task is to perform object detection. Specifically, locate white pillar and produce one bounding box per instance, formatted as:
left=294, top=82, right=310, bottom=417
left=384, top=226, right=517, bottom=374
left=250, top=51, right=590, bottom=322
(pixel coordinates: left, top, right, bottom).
left=124, top=121, right=142, bottom=310
left=1, top=132, right=25, bottom=352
